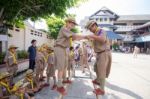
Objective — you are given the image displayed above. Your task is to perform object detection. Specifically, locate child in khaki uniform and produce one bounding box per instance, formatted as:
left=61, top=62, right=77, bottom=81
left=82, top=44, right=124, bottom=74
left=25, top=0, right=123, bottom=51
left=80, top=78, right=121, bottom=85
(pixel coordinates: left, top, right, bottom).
left=0, top=72, right=12, bottom=98
left=4, top=45, right=18, bottom=86
left=54, top=17, right=86, bottom=95
left=66, top=47, right=74, bottom=82
left=85, top=20, right=112, bottom=95
left=44, top=47, right=57, bottom=90
left=81, top=42, right=90, bottom=73
left=40, top=44, right=49, bottom=81
left=35, top=47, right=45, bottom=83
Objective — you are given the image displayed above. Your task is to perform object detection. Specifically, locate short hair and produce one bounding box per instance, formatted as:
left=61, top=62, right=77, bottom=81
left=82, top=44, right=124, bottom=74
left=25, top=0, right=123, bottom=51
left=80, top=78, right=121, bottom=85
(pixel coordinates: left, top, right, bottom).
left=31, top=39, right=36, bottom=44
left=70, top=46, right=74, bottom=50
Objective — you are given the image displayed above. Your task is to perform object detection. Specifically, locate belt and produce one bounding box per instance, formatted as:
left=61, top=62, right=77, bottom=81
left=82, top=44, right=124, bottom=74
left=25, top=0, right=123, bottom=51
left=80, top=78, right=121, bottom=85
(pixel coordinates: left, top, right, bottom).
left=97, top=49, right=110, bottom=54
left=54, top=44, right=66, bottom=48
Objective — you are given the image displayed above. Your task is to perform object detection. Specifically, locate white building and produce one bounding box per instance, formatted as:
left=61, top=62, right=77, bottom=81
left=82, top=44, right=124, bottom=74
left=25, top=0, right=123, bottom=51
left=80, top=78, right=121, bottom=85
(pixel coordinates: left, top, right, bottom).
left=0, top=21, right=54, bottom=52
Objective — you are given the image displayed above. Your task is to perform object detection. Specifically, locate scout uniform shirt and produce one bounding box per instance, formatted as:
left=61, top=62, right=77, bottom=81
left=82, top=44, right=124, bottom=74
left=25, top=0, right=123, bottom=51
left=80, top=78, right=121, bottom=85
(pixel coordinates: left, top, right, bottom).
left=35, top=51, right=45, bottom=74
left=93, top=29, right=110, bottom=52
left=4, top=51, right=18, bottom=74
left=55, top=26, right=74, bottom=48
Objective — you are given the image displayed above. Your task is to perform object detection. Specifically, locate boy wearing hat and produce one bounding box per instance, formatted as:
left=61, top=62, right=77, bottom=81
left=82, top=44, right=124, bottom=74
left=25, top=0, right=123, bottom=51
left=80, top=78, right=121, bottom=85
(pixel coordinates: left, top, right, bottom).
left=67, top=46, right=75, bottom=80
left=4, top=45, right=18, bottom=86
left=35, top=46, right=45, bottom=83
left=85, top=21, right=112, bottom=95
left=81, top=42, right=90, bottom=73
left=0, top=72, right=12, bottom=98
left=40, top=44, right=49, bottom=81
left=54, top=17, right=86, bottom=95
left=45, top=46, right=57, bottom=89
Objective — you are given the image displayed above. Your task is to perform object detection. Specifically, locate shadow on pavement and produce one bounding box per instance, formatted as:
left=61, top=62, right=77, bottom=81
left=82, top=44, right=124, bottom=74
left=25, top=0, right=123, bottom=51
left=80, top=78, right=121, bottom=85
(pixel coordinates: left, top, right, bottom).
left=106, top=82, right=143, bottom=99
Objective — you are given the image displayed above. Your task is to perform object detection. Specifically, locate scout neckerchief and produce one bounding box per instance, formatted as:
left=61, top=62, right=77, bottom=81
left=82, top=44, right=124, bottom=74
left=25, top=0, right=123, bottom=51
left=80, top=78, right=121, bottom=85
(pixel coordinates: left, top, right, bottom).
left=70, top=50, right=74, bottom=57
left=9, top=51, right=17, bottom=64
left=0, top=81, right=11, bottom=93
left=70, top=37, right=73, bottom=47
left=26, top=76, right=34, bottom=89
left=47, top=52, right=54, bottom=61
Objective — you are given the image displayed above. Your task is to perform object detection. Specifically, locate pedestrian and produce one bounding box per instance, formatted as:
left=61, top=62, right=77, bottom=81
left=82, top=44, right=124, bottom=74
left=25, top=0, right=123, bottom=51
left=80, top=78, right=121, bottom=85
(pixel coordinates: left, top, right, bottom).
left=35, top=46, right=45, bottom=84
left=133, top=45, right=140, bottom=58
left=28, top=39, right=37, bottom=70
left=45, top=46, right=57, bottom=90
left=74, top=45, right=80, bottom=67
left=81, top=42, right=90, bottom=73
left=54, top=17, right=86, bottom=95
left=85, top=20, right=112, bottom=95
left=4, top=45, right=18, bottom=86
left=67, top=46, right=75, bottom=81
left=40, top=44, right=49, bottom=80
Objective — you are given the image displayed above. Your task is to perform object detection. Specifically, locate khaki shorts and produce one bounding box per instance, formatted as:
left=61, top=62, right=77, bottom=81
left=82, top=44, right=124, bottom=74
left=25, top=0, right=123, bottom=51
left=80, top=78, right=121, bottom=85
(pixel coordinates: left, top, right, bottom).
left=8, top=64, right=18, bottom=75
left=47, top=65, right=55, bottom=77
left=54, top=46, right=68, bottom=70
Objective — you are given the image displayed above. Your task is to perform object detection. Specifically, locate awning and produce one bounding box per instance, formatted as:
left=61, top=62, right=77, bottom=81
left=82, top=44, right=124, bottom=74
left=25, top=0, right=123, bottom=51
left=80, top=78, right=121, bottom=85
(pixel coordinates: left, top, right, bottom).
left=135, top=34, right=150, bottom=42
left=106, top=31, right=123, bottom=40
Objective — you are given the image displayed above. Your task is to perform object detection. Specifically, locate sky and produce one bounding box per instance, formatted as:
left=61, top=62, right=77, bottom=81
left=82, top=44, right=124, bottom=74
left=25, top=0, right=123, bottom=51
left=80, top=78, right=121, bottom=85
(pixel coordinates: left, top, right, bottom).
left=32, top=0, right=150, bottom=30
left=67, top=0, right=150, bottom=23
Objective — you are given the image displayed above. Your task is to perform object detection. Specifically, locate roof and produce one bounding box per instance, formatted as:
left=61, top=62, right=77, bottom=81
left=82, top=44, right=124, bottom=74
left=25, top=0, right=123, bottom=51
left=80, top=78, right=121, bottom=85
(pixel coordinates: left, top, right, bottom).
left=90, top=7, right=119, bottom=19
left=117, top=15, right=150, bottom=21
left=133, top=22, right=150, bottom=30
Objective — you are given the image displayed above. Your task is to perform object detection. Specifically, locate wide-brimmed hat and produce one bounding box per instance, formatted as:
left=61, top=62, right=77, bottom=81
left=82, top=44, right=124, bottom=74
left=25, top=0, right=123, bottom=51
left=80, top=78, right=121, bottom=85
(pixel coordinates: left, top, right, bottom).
left=65, top=17, right=78, bottom=25
left=0, top=72, right=11, bottom=80
left=8, top=45, right=18, bottom=50
left=26, top=69, right=33, bottom=76
left=85, top=20, right=97, bottom=29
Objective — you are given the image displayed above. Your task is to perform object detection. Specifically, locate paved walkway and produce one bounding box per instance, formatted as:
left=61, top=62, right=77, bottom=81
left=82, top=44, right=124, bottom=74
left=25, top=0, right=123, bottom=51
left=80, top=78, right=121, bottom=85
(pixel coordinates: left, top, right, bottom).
left=1, top=53, right=150, bottom=99
left=35, top=53, right=150, bottom=99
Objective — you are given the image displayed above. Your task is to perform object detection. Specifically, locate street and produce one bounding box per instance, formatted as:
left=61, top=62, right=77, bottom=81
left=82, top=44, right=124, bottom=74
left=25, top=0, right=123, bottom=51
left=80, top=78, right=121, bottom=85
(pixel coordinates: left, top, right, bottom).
left=34, top=53, right=150, bottom=99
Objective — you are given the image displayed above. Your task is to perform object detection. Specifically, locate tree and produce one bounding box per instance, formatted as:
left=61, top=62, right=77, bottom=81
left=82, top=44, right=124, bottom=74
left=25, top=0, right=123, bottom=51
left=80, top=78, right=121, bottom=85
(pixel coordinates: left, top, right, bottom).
left=46, top=16, right=65, bottom=39
left=0, top=0, right=86, bottom=26
left=46, top=15, right=80, bottom=39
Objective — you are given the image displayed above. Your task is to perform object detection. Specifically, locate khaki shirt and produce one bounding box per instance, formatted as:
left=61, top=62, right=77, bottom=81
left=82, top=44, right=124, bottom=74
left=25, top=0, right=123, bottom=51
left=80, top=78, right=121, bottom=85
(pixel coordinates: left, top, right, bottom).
left=4, top=51, right=18, bottom=66
left=35, top=52, right=44, bottom=65
left=47, top=53, right=54, bottom=65
left=93, top=29, right=110, bottom=53
left=55, top=26, right=73, bottom=48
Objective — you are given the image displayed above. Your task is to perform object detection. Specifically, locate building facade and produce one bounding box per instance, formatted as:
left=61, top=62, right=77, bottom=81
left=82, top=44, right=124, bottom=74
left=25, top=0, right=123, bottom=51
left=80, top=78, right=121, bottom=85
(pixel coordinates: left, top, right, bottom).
left=0, top=21, right=54, bottom=52
left=80, top=7, right=150, bottom=53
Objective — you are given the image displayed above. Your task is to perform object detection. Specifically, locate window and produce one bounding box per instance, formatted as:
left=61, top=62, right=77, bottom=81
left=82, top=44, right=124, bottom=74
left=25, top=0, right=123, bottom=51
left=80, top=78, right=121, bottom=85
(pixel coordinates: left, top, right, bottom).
left=100, top=18, right=102, bottom=22
left=133, top=23, right=144, bottom=25
left=114, top=23, right=127, bottom=26
left=104, top=18, right=107, bottom=21
left=15, top=29, right=20, bottom=32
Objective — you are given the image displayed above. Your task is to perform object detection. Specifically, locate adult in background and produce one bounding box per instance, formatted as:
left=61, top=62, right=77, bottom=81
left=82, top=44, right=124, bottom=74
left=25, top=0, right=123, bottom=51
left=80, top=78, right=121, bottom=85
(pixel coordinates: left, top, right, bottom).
left=28, top=39, right=37, bottom=70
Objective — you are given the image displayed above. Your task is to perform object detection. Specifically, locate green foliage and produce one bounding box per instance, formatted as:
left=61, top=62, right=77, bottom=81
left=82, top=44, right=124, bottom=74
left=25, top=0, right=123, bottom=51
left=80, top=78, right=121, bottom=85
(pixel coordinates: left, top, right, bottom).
left=46, top=15, right=80, bottom=39
left=71, top=27, right=80, bottom=33
left=17, top=50, right=28, bottom=59
left=0, top=52, right=5, bottom=64
left=46, top=16, right=65, bottom=39
left=0, top=0, right=86, bottom=26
